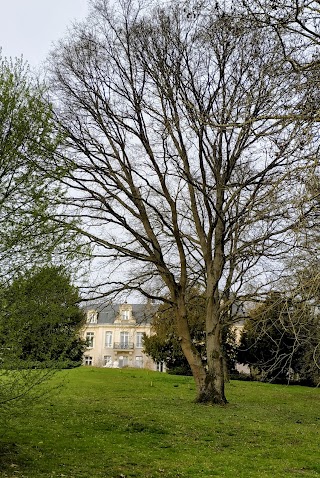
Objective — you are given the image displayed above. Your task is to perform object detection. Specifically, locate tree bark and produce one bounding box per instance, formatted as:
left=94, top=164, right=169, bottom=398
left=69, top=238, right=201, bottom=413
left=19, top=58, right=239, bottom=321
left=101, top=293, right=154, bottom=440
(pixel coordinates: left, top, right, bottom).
left=175, top=296, right=227, bottom=405
left=205, top=322, right=227, bottom=404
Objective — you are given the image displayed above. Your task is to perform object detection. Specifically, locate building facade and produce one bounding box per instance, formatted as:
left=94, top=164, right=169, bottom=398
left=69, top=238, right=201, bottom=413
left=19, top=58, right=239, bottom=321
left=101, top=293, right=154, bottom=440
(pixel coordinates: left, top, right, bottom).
left=82, top=302, right=157, bottom=370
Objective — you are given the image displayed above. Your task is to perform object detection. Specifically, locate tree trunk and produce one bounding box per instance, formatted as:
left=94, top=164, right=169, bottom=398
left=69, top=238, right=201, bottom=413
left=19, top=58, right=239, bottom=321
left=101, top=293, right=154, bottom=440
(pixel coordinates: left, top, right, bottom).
left=204, top=324, right=227, bottom=404
left=175, top=300, right=227, bottom=405
left=202, top=287, right=228, bottom=405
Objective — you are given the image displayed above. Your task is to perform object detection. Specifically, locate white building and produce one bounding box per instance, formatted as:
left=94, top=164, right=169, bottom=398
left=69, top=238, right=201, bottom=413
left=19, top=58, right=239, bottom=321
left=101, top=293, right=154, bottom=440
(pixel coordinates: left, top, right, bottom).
left=82, top=302, right=158, bottom=370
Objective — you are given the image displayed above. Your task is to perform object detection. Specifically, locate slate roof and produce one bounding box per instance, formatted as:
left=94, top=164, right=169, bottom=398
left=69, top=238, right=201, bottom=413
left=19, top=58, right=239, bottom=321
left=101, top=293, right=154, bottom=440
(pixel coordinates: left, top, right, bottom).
left=85, top=302, right=158, bottom=325
left=84, top=299, right=244, bottom=326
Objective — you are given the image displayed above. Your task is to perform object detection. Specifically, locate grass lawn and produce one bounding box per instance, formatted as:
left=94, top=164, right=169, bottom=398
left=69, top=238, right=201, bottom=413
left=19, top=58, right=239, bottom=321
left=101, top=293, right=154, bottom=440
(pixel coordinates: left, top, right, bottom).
left=0, top=367, right=319, bottom=478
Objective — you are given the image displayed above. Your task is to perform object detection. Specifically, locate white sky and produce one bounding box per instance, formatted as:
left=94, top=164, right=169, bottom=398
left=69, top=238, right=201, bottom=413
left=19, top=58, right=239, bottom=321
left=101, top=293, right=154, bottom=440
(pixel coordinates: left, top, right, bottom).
left=0, top=0, right=90, bottom=70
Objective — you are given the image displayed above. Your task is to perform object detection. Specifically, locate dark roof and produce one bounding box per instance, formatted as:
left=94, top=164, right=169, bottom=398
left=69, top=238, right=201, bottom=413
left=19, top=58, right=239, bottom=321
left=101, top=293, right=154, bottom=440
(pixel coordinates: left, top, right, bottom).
left=85, top=302, right=158, bottom=325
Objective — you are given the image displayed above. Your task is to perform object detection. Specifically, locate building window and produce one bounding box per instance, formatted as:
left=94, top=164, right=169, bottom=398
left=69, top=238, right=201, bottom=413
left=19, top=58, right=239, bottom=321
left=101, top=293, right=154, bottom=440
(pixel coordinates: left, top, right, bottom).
left=122, top=310, right=130, bottom=321
left=86, top=332, right=94, bottom=348
left=135, top=356, right=143, bottom=368
left=120, top=331, right=129, bottom=348
left=104, top=355, right=112, bottom=366
left=87, top=310, right=97, bottom=323
left=84, top=356, right=93, bottom=366
left=118, top=355, right=129, bottom=368
left=136, top=332, right=144, bottom=348
left=105, top=331, right=113, bottom=348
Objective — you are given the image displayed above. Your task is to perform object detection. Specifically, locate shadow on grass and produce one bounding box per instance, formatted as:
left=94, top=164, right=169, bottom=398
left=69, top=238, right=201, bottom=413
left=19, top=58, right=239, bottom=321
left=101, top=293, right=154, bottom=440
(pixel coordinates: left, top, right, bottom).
left=0, top=441, right=20, bottom=470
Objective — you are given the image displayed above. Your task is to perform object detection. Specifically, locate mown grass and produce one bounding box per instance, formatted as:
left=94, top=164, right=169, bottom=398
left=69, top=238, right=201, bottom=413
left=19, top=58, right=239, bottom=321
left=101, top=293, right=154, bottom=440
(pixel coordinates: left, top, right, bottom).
left=0, top=367, right=319, bottom=478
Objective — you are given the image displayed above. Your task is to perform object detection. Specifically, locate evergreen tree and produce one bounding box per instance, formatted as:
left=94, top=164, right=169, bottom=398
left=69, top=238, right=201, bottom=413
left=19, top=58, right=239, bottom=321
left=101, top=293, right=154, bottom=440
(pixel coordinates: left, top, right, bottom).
left=144, top=293, right=237, bottom=376
left=0, top=266, right=86, bottom=369
left=238, top=292, right=320, bottom=385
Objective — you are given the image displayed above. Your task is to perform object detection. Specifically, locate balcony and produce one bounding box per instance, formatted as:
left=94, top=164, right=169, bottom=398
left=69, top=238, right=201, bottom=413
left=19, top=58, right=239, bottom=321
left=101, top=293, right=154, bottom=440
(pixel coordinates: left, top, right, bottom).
left=113, top=342, right=134, bottom=350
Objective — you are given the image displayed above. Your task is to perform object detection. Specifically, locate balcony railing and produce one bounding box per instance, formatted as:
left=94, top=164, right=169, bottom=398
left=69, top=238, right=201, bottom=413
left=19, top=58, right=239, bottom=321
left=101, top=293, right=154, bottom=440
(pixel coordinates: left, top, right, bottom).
left=113, top=342, right=134, bottom=350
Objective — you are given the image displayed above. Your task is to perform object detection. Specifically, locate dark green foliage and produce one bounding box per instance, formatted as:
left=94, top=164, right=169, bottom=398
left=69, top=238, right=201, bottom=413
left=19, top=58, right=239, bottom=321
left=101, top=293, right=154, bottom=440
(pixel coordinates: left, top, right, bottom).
left=145, top=333, right=194, bottom=376
left=0, top=266, right=86, bottom=368
left=222, top=326, right=238, bottom=375
left=237, top=292, right=320, bottom=385
left=143, top=294, right=206, bottom=375
left=144, top=293, right=237, bottom=375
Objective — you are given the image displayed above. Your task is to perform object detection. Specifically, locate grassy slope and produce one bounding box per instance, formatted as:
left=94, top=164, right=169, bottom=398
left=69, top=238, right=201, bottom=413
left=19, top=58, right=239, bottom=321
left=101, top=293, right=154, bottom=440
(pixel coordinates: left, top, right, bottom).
left=0, top=367, right=319, bottom=478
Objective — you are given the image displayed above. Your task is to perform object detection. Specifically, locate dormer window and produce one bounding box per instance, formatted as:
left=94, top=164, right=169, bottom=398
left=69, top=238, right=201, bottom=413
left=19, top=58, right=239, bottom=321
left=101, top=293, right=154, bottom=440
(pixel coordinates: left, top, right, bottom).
left=122, top=310, right=130, bottom=321
left=115, top=304, right=134, bottom=324
left=87, top=310, right=98, bottom=323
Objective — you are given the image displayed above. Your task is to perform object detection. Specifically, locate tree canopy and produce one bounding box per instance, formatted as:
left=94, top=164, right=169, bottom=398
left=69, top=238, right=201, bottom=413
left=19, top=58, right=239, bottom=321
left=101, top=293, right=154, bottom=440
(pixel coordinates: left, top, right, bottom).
left=0, top=55, right=83, bottom=280
left=0, top=266, right=86, bottom=370
left=241, top=0, right=320, bottom=72
left=48, top=0, right=319, bottom=403
left=238, top=292, right=320, bottom=385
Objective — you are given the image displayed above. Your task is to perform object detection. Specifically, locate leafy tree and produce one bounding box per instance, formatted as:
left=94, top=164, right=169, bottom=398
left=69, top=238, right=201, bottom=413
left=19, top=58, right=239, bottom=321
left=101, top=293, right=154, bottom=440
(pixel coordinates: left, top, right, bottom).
left=0, top=56, right=86, bottom=420
left=144, top=293, right=207, bottom=376
left=0, top=266, right=86, bottom=369
left=238, top=292, right=320, bottom=385
left=144, top=293, right=237, bottom=376
left=0, top=54, right=82, bottom=280
left=49, top=0, right=318, bottom=404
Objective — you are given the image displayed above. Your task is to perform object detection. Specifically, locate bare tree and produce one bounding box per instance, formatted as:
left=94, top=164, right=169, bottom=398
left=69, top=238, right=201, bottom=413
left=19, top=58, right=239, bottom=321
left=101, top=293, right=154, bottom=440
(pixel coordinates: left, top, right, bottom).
left=241, top=0, right=320, bottom=70
left=49, top=0, right=318, bottom=404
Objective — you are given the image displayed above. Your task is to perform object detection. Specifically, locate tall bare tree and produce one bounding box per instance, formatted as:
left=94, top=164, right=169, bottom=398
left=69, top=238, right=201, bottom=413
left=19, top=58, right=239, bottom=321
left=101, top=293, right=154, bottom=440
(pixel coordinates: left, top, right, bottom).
left=49, top=0, right=318, bottom=404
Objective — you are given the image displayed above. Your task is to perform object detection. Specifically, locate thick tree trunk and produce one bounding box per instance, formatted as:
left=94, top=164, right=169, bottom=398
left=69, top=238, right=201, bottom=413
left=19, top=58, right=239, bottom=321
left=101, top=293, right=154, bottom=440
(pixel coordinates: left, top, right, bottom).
left=175, top=299, right=227, bottom=405
left=204, top=324, right=227, bottom=404
left=186, top=339, right=227, bottom=405
left=202, top=281, right=228, bottom=404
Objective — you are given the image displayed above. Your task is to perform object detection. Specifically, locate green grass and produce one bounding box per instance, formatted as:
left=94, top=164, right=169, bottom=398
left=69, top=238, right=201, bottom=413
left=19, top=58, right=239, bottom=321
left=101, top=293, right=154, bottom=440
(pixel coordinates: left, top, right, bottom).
left=1, top=367, right=319, bottom=478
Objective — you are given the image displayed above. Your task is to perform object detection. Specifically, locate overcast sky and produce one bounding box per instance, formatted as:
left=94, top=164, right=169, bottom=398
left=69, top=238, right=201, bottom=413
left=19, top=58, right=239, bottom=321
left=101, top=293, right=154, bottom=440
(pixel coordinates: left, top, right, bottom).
left=0, top=0, right=90, bottom=70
